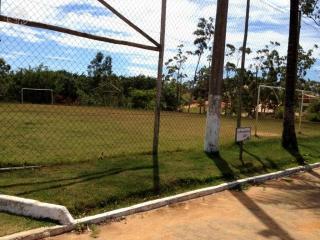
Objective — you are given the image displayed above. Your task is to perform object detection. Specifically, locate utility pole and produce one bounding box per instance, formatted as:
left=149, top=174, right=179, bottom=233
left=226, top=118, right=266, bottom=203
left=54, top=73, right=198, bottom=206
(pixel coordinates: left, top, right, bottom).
left=204, top=0, right=229, bottom=153
left=237, top=0, right=251, bottom=162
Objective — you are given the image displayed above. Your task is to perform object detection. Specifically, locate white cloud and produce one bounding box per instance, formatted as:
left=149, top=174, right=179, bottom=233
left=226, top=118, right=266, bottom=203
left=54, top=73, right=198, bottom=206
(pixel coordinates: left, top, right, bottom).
left=0, top=0, right=319, bottom=79
left=128, top=66, right=156, bottom=77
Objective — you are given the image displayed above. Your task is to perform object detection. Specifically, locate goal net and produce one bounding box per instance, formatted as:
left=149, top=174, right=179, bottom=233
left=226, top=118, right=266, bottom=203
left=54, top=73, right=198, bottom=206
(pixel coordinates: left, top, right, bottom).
left=21, top=88, right=54, bottom=105
left=254, top=84, right=319, bottom=136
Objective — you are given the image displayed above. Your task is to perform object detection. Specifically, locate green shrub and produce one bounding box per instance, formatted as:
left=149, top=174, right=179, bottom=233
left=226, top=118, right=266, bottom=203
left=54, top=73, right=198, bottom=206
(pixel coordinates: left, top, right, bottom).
left=274, top=106, right=284, bottom=119
left=129, top=89, right=155, bottom=110
left=306, top=100, right=320, bottom=122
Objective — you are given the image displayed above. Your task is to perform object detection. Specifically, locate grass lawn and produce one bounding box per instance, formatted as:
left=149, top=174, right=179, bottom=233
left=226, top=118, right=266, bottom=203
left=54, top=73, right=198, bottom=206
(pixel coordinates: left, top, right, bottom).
left=0, top=103, right=320, bottom=237
left=0, top=213, right=55, bottom=237
left=1, top=136, right=320, bottom=237
left=1, top=103, right=319, bottom=166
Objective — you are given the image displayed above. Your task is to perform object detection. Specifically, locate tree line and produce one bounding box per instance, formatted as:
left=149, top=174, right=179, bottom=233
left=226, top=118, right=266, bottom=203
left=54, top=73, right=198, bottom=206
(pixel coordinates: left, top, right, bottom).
left=164, top=17, right=319, bottom=116
left=0, top=15, right=319, bottom=115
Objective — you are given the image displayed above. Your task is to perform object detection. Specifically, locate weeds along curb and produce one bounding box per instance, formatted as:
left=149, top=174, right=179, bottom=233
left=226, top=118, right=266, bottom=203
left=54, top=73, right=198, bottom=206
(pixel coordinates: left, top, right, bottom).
left=1, top=162, right=320, bottom=240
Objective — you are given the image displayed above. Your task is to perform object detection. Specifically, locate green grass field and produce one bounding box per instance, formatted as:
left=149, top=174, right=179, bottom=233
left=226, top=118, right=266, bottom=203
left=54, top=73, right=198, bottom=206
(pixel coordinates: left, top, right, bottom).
left=0, top=103, right=320, bottom=236
left=1, top=103, right=319, bottom=167
left=0, top=213, right=54, bottom=237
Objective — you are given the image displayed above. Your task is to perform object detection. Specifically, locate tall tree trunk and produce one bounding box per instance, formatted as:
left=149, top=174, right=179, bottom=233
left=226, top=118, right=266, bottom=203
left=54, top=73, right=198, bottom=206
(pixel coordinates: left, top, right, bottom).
left=204, top=0, right=229, bottom=153
left=282, top=0, right=299, bottom=152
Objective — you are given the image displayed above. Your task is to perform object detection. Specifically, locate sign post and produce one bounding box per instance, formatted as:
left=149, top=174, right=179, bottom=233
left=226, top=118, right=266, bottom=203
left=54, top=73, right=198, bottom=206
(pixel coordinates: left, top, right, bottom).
left=236, top=127, right=251, bottom=164
left=236, top=127, right=251, bottom=143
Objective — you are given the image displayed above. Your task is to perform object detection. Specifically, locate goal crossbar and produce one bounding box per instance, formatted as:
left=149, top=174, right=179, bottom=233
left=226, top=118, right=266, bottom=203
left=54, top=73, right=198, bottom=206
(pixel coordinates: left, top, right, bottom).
left=21, top=88, right=54, bottom=105
left=255, top=84, right=319, bottom=136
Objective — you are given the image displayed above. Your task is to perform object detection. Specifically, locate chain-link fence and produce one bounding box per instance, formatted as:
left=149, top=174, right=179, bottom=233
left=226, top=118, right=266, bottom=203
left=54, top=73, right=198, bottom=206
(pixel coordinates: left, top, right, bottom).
left=0, top=1, right=320, bottom=226
left=0, top=0, right=319, bottom=167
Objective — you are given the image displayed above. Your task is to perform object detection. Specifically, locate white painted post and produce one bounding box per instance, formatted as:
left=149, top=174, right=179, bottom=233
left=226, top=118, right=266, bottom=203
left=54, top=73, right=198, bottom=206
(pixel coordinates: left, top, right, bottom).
left=51, top=89, right=54, bottom=105
left=205, top=95, right=222, bottom=152
left=21, top=88, right=24, bottom=104
left=204, top=0, right=229, bottom=153
left=255, top=85, right=261, bottom=136
left=298, top=90, right=304, bottom=133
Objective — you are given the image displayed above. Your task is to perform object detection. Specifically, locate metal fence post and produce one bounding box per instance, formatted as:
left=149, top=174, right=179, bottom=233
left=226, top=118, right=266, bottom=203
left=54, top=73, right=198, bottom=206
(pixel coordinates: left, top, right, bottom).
left=255, top=85, right=261, bottom=136
left=299, top=90, right=304, bottom=133
left=152, top=0, right=167, bottom=155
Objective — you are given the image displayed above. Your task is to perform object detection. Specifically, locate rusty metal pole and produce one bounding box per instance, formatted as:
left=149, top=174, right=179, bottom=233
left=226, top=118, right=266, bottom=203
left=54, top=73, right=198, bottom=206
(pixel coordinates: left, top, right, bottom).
left=204, top=0, right=229, bottom=153
left=237, top=0, right=251, bottom=163
left=153, top=0, right=167, bottom=155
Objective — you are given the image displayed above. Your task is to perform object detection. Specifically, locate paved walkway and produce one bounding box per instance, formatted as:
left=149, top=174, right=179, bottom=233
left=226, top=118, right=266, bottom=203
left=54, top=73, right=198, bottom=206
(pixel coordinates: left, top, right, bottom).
left=50, top=169, right=320, bottom=240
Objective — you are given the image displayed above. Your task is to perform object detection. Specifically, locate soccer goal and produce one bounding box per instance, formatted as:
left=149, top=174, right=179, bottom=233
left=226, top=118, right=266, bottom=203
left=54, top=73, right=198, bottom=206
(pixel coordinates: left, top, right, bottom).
left=254, top=84, right=319, bottom=136
left=21, top=88, right=54, bottom=105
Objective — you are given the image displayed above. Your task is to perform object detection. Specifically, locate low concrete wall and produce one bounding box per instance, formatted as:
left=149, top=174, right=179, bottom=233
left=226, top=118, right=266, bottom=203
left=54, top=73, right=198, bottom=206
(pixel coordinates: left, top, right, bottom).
left=0, top=195, right=74, bottom=225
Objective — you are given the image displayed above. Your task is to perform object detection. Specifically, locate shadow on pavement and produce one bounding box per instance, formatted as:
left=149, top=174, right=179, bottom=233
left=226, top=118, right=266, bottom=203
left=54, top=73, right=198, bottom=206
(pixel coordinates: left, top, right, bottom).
left=208, top=152, right=296, bottom=240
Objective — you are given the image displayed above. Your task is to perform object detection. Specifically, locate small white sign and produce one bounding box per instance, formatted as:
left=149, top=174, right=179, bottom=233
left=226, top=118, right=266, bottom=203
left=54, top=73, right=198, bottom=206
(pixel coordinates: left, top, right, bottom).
left=236, top=127, right=251, bottom=142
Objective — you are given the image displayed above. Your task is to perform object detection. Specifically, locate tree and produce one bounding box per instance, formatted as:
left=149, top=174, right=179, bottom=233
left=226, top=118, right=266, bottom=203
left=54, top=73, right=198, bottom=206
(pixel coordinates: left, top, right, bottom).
left=0, top=58, right=11, bottom=100
left=188, top=17, right=215, bottom=112
left=282, top=0, right=300, bottom=155
left=306, top=100, right=320, bottom=122
left=87, top=52, right=113, bottom=89
left=165, top=44, right=188, bottom=108
left=300, top=0, right=320, bottom=26
left=204, top=0, right=229, bottom=153
left=223, top=44, right=252, bottom=116
left=297, top=44, right=318, bottom=85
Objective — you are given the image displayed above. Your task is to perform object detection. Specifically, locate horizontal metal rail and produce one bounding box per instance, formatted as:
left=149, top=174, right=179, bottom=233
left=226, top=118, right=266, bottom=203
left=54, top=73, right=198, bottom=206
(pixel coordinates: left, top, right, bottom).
left=0, top=15, right=160, bottom=52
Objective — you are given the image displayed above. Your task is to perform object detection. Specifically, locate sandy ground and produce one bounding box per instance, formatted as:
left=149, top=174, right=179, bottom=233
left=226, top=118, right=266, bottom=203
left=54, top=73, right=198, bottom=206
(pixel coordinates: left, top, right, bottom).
left=50, top=169, right=320, bottom=240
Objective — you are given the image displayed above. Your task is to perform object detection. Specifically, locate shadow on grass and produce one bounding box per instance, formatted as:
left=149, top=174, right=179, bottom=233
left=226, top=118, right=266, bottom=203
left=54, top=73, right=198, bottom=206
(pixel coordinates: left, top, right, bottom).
left=243, top=149, right=280, bottom=172
left=206, top=152, right=237, bottom=180
left=1, top=154, right=161, bottom=215
left=299, top=143, right=320, bottom=155
left=12, top=166, right=153, bottom=196
left=285, top=148, right=306, bottom=165
left=153, top=154, right=160, bottom=194
left=207, top=152, right=296, bottom=240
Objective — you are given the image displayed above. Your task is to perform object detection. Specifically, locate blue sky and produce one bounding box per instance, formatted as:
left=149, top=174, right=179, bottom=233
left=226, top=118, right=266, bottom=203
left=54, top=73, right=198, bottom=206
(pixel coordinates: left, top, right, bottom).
left=0, top=0, right=319, bottom=81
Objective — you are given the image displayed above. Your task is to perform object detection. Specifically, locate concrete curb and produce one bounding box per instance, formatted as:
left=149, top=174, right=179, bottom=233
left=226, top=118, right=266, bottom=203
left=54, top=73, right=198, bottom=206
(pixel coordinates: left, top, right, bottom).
left=0, top=226, right=73, bottom=240
left=0, top=166, right=41, bottom=172
left=0, top=195, right=75, bottom=225
left=77, top=162, right=320, bottom=226
left=1, top=162, right=320, bottom=240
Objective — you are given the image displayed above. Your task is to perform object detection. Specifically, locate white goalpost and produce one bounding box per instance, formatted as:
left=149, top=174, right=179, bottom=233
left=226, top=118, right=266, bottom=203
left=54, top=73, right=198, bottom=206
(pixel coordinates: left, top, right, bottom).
left=21, top=88, right=54, bottom=105
left=255, top=84, right=319, bottom=136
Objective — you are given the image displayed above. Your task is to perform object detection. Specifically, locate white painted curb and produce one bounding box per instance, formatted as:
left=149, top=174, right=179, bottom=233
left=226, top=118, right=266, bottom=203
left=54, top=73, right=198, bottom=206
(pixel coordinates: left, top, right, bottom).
left=0, top=226, right=72, bottom=240
left=77, top=163, right=320, bottom=226
left=0, top=166, right=41, bottom=172
left=0, top=195, right=75, bottom=225
left=1, top=162, right=320, bottom=240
